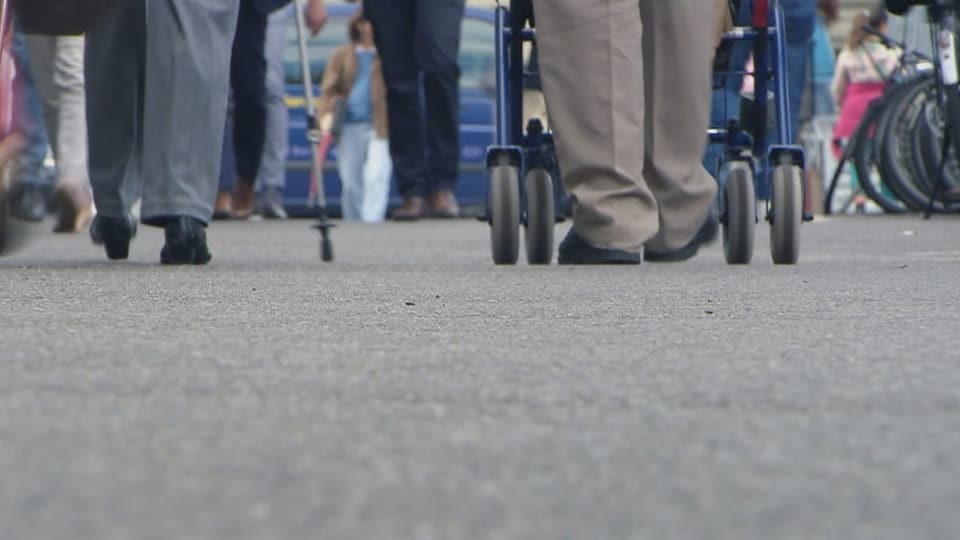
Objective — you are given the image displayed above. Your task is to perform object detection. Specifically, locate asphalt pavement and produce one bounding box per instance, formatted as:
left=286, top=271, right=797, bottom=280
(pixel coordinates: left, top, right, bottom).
left=1, top=215, right=959, bottom=540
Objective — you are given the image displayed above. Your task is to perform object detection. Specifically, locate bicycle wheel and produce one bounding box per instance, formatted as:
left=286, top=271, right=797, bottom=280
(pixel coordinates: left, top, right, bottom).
left=876, top=75, right=933, bottom=211
left=910, top=93, right=960, bottom=212
left=852, top=99, right=911, bottom=213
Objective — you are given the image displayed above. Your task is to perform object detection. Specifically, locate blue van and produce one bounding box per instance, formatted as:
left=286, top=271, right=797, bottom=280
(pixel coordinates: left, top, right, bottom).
left=281, top=3, right=496, bottom=217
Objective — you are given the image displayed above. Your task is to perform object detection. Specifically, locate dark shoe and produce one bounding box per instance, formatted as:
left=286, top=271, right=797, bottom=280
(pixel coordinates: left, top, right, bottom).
left=259, top=186, right=288, bottom=220
left=427, top=190, right=460, bottom=218
left=213, top=191, right=232, bottom=220
left=644, top=206, right=719, bottom=263
left=391, top=196, right=425, bottom=221
left=9, top=183, right=47, bottom=222
left=557, top=229, right=641, bottom=265
left=230, top=179, right=255, bottom=220
left=52, top=184, right=93, bottom=233
left=160, top=217, right=212, bottom=265
left=90, top=213, right=137, bottom=260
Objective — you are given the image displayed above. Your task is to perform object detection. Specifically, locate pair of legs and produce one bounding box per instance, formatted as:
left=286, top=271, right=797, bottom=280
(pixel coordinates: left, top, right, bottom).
left=7, top=29, right=51, bottom=222
left=22, top=34, right=91, bottom=232
left=337, top=123, right=392, bottom=222
left=85, top=0, right=239, bottom=262
left=217, top=6, right=289, bottom=219
left=532, top=0, right=719, bottom=260
left=364, top=0, right=464, bottom=219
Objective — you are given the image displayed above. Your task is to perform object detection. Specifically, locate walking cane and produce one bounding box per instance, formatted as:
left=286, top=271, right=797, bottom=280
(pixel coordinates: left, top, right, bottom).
left=293, top=0, right=335, bottom=262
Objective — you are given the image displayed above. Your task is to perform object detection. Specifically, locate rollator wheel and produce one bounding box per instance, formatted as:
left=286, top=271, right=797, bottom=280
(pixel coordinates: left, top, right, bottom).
left=770, top=164, right=803, bottom=265
left=722, top=163, right=755, bottom=265
left=524, top=168, right=555, bottom=265
left=489, top=164, right=521, bottom=265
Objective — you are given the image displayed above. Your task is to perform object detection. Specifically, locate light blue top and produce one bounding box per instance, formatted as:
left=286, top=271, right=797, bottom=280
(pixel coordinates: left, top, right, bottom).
left=346, top=48, right=375, bottom=123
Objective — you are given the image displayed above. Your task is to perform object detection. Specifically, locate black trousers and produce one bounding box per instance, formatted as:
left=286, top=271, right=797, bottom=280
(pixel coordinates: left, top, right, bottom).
left=364, top=0, right=465, bottom=198
left=229, top=0, right=269, bottom=181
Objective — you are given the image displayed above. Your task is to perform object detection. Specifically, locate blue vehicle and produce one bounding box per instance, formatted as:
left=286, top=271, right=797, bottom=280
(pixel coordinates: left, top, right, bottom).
left=281, top=3, right=496, bottom=217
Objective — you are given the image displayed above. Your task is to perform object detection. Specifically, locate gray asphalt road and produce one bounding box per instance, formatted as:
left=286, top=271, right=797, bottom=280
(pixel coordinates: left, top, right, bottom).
left=1, top=215, right=959, bottom=540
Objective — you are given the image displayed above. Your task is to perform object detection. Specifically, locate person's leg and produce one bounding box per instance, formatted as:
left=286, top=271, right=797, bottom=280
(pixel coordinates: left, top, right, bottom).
left=779, top=0, right=816, bottom=143
left=9, top=30, right=51, bottom=222
left=257, top=7, right=291, bottom=219
left=414, top=0, right=464, bottom=205
left=49, top=36, right=89, bottom=191
left=26, top=35, right=91, bottom=232
left=532, top=0, right=656, bottom=253
left=336, top=123, right=371, bottom=221
left=215, top=109, right=235, bottom=219
left=365, top=0, right=427, bottom=206
left=361, top=133, right=392, bottom=222
left=85, top=0, right=146, bottom=220
left=640, top=0, right=719, bottom=254
left=229, top=1, right=269, bottom=218
left=139, top=0, right=239, bottom=225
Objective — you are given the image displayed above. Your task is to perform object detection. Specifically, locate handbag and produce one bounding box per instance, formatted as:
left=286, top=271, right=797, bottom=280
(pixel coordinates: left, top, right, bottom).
left=13, top=0, right=123, bottom=35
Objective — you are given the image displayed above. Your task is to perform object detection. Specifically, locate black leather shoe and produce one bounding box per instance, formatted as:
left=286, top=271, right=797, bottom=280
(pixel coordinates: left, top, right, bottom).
left=160, top=217, right=211, bottom=265
left=90, top=214, right=137, bottom=260
left=558, top=229, right=641, bottom=265
left=9, top=183, right=48, bottom=222
left=644, top=206, right=719, bottom=263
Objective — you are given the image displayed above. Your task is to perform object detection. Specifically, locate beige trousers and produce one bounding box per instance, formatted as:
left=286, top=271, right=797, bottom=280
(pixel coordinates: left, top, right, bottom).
left=532, top=0, right=719, bottom=252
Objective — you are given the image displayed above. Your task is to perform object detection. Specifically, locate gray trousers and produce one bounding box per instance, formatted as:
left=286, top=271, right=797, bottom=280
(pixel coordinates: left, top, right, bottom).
left=85, top=0, right=240, bottom=225
left=532, top=0, right=719, bottom=252
left=256, top=7, right=290, bottom=191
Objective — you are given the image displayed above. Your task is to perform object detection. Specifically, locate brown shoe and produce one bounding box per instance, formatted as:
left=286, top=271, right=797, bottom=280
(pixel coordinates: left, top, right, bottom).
left=391, top=196, right=425, bottom=221
left=427, top=190, right=460, bottom=218
left=213, top=191, right=232, bottom=220
left=231, top=179, right=255, bottom=220
left=51, top=183, right=93, bottom=234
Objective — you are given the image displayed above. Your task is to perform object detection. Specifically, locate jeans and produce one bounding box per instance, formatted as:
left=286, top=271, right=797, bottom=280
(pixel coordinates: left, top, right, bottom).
left=10, top=30, right=51, bottom=187
left=364, top=0, right=465, bottom=198
left=336, top=122, right=392, bottom=222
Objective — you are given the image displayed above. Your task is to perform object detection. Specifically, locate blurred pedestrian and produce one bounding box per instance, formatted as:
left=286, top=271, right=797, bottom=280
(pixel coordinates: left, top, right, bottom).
left=256, top=6, right=293, bottom=219
left=6, top=29, right=51, bottom=224
left=309, top=0, right=465, bottom=220
left=215, top=0, right=290, bottom=220
left=831, top=8, right=897, bottom=158
left=86, top=0, right=240, bottom=264
left=811, top=0, right=839, bottom=118
left=23, top=33, right=92, bottom=233
left=319, top=10, right=391, bottom=222
left=533, top=0, right=719, bottom=264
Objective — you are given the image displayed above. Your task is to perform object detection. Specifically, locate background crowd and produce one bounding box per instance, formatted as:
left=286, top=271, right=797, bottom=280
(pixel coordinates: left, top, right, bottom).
left=0, top=0, right=922, bottom=259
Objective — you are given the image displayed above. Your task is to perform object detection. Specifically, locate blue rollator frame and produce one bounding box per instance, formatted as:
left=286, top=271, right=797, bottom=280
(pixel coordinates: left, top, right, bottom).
left=710, top=0, right=811, bottom=263
left=485, top=0, right=807, bottom=265
left=485, top=0, right=564, bottom=265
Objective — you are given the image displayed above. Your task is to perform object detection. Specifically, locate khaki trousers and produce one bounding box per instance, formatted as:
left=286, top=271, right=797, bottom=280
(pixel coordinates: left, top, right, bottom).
left=532, top=0, right=719, bottom=252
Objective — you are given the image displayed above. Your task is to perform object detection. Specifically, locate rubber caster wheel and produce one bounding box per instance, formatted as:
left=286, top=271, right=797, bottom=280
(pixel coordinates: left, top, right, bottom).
left=489, top=163, right=520, bottom=265
left=770, top=163, right=803, bottom=265
left=722, top=162, right=755, bottom=265
left=524, top=168, right=555, bottom=265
